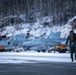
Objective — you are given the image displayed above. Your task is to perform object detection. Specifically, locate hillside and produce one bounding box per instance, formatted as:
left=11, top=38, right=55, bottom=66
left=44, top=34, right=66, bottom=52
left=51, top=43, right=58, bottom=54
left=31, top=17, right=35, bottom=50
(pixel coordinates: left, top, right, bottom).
left=1, top=16, right=76, bottom=39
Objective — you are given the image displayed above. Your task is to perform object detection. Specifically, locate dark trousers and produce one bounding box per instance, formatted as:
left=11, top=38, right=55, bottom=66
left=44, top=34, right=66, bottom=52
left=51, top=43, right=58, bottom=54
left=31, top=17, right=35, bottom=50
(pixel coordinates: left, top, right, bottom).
left=70, top=42, right=76, bottom=61
left=70, top=48, right=75, bottom=61
left=70, top=51, right=74, bottom=60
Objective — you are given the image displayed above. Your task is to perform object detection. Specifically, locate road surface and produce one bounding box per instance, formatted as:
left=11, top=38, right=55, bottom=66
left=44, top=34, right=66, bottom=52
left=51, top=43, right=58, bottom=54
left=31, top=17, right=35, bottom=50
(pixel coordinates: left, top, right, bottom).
left=0, top=62, right=76, bottom=75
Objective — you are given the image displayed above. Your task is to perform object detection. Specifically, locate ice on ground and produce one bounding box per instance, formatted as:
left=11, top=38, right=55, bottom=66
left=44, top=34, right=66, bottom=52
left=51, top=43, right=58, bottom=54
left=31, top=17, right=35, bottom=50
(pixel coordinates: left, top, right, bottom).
left=0, top=52, right=76, bottom=64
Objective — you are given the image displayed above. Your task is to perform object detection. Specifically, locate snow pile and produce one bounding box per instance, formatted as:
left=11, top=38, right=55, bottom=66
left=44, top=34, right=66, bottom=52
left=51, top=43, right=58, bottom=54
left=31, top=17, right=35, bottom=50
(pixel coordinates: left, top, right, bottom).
left=68, top=16, right=76, bottom=24
left=3, top=26, right=15, bottom=37
left=60, top=24, right=72, bottom=38
left=1, top=24, right=64, bottom=38
left=1, top=16, right=76, bottom=39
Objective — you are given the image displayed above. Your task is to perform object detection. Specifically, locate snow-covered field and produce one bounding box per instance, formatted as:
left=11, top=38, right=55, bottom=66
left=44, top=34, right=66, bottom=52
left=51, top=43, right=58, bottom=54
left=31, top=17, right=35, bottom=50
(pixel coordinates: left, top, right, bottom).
left=0, top=52, right=76, bottom=63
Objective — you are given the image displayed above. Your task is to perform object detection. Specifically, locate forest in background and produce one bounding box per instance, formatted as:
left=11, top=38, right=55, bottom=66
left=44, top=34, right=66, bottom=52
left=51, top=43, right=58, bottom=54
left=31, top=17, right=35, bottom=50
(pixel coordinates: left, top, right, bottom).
left=0, top=0, right=76, bottom=27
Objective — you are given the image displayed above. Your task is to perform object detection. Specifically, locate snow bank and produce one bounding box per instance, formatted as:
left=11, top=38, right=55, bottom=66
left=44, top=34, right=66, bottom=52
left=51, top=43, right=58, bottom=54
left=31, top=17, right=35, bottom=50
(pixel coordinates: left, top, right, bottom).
left=1, top=16, right=76, bottom=39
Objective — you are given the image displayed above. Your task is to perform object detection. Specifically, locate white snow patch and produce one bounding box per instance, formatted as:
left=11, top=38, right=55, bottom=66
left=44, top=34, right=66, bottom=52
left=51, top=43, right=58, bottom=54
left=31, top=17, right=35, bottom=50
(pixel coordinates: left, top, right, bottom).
left=0, top=52, right=76, bottom=63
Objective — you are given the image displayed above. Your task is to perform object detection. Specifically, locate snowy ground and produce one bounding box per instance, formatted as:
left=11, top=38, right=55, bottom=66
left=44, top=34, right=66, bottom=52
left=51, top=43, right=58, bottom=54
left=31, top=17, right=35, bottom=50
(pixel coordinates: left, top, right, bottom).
left=0, top=52, right=76, bottom=63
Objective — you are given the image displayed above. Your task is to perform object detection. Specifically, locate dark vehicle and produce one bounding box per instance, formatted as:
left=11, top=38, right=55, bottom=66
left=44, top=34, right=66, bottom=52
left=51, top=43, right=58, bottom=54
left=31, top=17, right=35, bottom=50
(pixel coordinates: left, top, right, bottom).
left=0, top=34, right=6, bottom=38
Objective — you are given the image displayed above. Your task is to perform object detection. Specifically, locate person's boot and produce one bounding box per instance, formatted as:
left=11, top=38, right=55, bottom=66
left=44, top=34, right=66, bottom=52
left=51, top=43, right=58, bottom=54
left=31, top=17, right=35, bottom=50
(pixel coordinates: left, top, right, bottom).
left=72, top=59, right=74, bottom=62
left=75, top=54, right=76, bottom=60
left=75, top=57, right=76, bottom=60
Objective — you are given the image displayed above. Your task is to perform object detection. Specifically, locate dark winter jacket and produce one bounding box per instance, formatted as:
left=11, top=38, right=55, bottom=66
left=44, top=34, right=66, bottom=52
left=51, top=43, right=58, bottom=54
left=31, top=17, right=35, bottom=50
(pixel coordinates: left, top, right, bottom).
left=66, top=33, right=76, bottom=52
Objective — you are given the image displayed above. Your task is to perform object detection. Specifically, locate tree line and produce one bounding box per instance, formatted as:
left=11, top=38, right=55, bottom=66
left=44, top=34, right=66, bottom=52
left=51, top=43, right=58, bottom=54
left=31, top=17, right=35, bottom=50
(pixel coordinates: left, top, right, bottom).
left=0, top=0, right=76, bottom=27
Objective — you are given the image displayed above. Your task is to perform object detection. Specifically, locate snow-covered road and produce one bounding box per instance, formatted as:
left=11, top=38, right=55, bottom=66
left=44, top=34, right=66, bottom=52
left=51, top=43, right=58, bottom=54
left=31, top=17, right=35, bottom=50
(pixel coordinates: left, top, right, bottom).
left=0, top=52, right=76, bottom=63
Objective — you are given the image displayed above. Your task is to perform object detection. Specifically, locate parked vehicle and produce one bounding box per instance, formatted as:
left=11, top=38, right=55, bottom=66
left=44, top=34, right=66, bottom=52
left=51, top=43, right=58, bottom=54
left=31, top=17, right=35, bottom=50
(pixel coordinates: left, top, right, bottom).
left=0, top=46, right=6, bottom=52
left=0, top=33, right=66, bottom=52
left=56, top=44, right=67, bottom=53
left=0, top=34, right=6, bottom=38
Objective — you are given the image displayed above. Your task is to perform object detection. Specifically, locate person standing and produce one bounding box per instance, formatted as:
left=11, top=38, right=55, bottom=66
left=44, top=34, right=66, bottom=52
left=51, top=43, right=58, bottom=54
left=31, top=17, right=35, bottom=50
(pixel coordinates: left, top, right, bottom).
left=66, top=30, right=76, bottom=62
